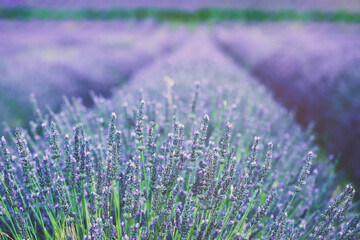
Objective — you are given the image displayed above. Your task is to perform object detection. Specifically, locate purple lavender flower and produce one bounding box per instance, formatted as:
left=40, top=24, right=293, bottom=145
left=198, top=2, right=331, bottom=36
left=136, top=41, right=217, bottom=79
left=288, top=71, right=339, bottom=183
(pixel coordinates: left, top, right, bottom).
left=14, top=128, right=33, bottom=186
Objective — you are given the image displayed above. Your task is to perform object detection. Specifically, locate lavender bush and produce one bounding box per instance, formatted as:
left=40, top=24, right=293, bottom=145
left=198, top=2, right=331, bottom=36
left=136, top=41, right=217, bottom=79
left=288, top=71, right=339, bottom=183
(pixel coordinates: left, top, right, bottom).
left=0, top=30, right=359, bottom=239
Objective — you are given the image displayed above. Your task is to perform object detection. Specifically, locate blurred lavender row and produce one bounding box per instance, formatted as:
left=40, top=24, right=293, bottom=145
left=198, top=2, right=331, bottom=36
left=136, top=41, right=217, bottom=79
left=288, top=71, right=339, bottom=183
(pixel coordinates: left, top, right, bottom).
left=2, top=0, right=360, bottom=11
left=0, top=20, right=186, bottom=126
left=214, top=22, right=360, bottom=182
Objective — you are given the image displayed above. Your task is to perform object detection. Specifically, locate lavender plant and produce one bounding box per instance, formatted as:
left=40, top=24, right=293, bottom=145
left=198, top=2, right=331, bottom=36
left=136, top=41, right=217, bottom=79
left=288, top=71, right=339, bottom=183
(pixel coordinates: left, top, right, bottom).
left=0, top=36, right=359, bottom=239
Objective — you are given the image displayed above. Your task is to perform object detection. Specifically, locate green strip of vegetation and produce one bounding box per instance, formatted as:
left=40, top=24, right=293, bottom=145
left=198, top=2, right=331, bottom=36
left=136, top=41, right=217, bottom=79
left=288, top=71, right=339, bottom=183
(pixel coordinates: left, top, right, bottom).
left=0, top=7, right=360, bottom=23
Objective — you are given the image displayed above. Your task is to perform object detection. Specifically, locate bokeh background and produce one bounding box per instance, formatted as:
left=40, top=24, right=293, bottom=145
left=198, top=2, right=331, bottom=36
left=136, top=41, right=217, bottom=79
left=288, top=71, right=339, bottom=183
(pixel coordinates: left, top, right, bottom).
left=1, top=0, right=360, bottom=187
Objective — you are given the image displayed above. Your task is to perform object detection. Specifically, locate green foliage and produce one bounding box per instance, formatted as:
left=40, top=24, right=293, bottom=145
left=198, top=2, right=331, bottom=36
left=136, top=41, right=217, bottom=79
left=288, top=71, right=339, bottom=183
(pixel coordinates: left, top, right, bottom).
left=1, top=8, right=360, bottom=23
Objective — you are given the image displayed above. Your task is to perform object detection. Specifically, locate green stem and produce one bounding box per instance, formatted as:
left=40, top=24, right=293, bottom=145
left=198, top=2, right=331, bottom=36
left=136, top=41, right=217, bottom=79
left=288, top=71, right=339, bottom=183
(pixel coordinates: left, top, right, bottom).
left=286, top=192, right=297, bottom=213
left=299, top=221, right=320, bottom=240
left=227, top=191, right=257, bottom=239
left=140, top=140, right=148, bottom=196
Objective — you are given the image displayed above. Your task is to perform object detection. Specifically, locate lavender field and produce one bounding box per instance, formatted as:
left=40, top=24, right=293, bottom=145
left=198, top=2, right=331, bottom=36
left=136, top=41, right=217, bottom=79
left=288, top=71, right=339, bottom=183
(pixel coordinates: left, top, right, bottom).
left=0, top=3, right=360, bottom=240
left=0, top=20, right=186, bottom=126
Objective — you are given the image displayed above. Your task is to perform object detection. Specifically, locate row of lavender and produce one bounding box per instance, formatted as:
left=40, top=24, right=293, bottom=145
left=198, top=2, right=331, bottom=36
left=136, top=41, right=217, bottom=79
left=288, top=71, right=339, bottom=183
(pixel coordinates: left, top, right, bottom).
left=0, top=30, right=358, bottom=239
left=0, top=20, right=186, bottom=126
left=214, top=22, right=360, bottom=183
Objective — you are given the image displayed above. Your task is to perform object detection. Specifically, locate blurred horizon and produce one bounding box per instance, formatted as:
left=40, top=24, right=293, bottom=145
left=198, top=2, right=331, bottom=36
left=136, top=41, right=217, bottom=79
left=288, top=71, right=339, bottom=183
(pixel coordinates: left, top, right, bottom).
left=1, top=0, right=360, bottom=11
